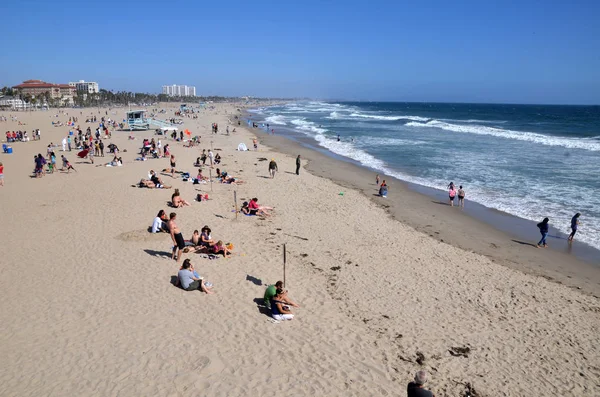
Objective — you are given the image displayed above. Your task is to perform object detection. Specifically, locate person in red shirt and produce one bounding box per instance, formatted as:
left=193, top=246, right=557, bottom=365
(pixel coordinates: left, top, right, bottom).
left=247, top=198, right=273, bottom=217
left=0, top=162, right=4, bottom=186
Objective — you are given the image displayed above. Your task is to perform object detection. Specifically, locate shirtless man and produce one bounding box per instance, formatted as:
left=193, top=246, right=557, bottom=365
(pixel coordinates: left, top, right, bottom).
left=168, top=212, right=185, bottom=262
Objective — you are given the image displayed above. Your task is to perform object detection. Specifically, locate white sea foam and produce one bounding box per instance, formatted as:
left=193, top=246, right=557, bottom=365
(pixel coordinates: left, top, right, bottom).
left=405, top=120, right=600, bottom=151
left=348, top=112, right=430, bottom=122
left=439, top=118, right=508, bottom=124
left=264, top=115, right=288, bottom=125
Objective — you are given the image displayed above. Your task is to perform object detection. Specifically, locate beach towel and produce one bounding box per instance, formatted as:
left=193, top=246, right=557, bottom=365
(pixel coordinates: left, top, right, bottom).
left=77, top=149, right=89, bottom=158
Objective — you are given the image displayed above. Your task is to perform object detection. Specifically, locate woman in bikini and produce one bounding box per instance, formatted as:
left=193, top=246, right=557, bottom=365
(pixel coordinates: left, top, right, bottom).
left=171, top=188, right=191, bottom=207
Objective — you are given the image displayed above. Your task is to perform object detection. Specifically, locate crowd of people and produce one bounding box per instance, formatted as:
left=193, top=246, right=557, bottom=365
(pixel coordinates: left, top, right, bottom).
left=5, top=129, right=40, bottom=142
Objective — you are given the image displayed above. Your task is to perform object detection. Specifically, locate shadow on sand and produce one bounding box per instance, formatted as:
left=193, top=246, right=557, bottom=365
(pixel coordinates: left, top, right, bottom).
left=246, top=274, right=263, bottom=286
left=144, top=248, right=172, bottom=259
left=511, top=239, right=537, bottom=248
left=253, top=298, right=272, bottom=317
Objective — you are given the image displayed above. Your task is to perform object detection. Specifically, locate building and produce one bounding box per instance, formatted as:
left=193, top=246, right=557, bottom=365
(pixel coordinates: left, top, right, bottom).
left=162, top=84, right=196, bottom=97
left=0, top=96, right=29, bottom=110
left=12, top=79, right=76, bottom=105
left=69, top=80, right=99, bottom=94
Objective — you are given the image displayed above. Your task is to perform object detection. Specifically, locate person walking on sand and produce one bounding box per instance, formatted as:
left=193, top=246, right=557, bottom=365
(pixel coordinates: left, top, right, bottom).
left=253, top=137, right=258, bottom=151
left=448, top=184, right=457, bottom=206
left=568, top=213, right=581, bottom=242
left=268, top=158, right=278, bottom=178
left=208, top=150, right=214, bottom=167
left=168, top=212, right=185, bottom=262
left=537, top=217, right=550, bottom=248
left=457, top=185, right=466, bottom=208
left=296, top=155, right=301, bottom=175
left=376, top=174, right=380, bottom=185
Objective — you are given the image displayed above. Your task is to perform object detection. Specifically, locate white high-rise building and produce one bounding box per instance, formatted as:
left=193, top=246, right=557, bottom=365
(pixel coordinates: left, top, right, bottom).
left=69, top=80, right=99, bottom=94
left=162, top=85, right=196, bottom=97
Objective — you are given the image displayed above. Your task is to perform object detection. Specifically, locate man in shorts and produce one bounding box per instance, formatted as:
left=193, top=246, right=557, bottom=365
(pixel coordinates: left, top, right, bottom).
left=168, top=212, right=185, bottom=262
left=268, top=158, right=278, bottom=178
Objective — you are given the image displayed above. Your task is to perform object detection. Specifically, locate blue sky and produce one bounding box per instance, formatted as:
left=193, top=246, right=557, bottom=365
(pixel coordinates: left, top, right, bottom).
left=1, top=0, right=599, bottom=104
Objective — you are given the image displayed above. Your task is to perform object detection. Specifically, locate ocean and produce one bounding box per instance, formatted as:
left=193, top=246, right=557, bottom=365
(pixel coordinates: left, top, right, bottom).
left=249, top=101, right=600, bottom=252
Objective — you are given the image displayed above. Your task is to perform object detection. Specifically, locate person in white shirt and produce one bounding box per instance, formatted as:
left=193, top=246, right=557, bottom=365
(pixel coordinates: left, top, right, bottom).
left=151, top=210, right=168, bottom=233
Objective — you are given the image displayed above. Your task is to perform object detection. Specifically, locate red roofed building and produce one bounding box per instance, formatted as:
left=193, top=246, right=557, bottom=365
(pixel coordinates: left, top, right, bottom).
left=13, top=79, right=76, bottom=105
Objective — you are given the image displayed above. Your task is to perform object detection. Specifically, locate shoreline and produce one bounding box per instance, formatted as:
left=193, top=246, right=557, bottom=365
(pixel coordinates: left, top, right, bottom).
left=247, top=113, right=600, bottom=296
left=1, top=103, right=599, bottom=396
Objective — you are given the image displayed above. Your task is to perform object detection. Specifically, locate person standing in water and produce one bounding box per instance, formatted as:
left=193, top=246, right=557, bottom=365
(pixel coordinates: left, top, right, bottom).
left=568, top=213, right=581, bottom=242
left=537, top=217, right=550, bottom=248
left=337, top=134, right=341, bottom=142
left=457, top=185, right=466, bottom=208
left=448, top=184, right=457, bottom=206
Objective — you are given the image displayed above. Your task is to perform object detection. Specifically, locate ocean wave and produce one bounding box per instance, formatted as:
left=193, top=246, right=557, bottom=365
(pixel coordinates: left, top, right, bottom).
left=349, top=112, right=430, bottom=122
left=264, top=115, right=288, bottom=125
left=290, top=118, right=327, bottom=134
left=405, top=120, right=600, bottom=151
left=439, top=118, right=508, bottom=124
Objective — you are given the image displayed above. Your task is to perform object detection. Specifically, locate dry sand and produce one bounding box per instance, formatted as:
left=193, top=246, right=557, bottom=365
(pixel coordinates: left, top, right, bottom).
left=0, top=103, right=599, bottom=396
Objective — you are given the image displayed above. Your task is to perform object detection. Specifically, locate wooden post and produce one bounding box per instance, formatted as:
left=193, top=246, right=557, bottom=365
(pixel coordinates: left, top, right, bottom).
left=283, top=243, right=287, bottom=288
left=209, top=168, right=213, bottom=191
left=234, top=191, right=238, bottom=219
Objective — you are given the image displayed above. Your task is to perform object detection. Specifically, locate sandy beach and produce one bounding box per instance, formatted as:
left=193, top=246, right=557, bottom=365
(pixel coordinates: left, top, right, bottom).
left=1, top=103, right=599, bottom=396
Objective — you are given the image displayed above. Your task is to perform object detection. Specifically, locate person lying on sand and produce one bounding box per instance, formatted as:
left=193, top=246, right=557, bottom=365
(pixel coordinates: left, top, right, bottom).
left=177, top=259, right=214, bottom=294
left=139, top=170, right=172, bottom=189
left=171, top=188, right=191, bottom=207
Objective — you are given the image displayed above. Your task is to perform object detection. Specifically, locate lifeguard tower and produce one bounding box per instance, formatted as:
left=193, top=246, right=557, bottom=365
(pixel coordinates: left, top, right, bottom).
left=125, top=110, right=150, bottom=131
left=124, top=110, right=176, bottom=131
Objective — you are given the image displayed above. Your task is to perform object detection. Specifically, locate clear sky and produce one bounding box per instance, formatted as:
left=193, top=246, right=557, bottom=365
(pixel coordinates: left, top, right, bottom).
left=1, top=0, right=599, bottom=104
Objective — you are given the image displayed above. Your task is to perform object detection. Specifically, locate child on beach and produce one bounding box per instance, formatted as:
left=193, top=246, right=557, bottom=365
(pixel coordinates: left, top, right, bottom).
left=213, top=240, right=232, bottom=258
left=457, top=185, right=465, bottom=208
left=0, top=162, right=4, bottom=186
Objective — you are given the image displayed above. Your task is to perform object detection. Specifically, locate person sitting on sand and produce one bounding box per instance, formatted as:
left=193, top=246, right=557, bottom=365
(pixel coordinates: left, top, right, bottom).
left=196, top=169, right=208, bottom=181
left=270, top=288, right=294, bottom=321
left=214, top=153, right=221, bottom=164
left=248, top=198, right=273, bottom=216
left=171, top=188, right=191, bottom=207
left=240, top=201, right=251, bottom=215
left=264, top=281, right=300, bottom=308
left=200, top=226, right=215, bottom=248
left=190, top=230, right=201, bottom=246
left=407, top=370, right=435, bottom=397
left=151, top=209, right=169, bottom=233
left=213, top=240, right=231, bottom=258
left=178, top=259, right=214, bottom=294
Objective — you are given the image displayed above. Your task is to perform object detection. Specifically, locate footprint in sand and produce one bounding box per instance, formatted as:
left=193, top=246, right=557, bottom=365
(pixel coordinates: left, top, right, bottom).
left=116, top=229, right=169, bottom=243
